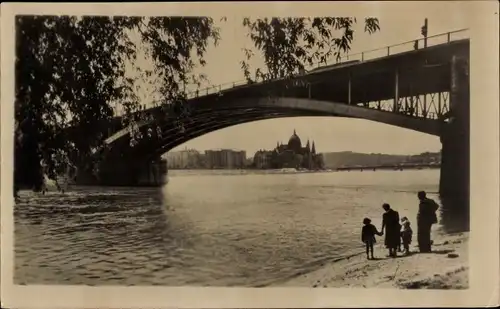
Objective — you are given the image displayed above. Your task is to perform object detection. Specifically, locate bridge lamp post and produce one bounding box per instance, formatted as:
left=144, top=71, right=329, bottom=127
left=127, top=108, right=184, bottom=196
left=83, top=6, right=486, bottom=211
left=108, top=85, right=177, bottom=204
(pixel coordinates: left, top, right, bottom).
left=419, top=18, right=429, bottom=117
left=421, top=18, right=428, bottom=48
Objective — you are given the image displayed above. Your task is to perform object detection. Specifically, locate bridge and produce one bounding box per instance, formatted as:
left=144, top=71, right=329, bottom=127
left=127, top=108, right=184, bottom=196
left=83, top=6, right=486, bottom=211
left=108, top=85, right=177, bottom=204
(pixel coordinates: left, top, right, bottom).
left=68, top=29, right=469, bottom=229
left=335, top=163, right=441, bottom=172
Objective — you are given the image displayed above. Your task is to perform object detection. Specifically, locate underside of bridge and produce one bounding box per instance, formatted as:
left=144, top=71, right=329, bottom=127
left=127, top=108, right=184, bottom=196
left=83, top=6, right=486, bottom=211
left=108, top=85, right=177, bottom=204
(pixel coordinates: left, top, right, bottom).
left=106, top=97, right=444, bottom=160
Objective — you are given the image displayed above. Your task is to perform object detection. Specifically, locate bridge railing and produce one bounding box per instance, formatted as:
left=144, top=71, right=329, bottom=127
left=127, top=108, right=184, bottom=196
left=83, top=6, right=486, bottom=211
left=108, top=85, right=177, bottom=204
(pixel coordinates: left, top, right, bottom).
left=336, top=28, right=469, bottom=63
left=184, top=28, right=469, bottom=100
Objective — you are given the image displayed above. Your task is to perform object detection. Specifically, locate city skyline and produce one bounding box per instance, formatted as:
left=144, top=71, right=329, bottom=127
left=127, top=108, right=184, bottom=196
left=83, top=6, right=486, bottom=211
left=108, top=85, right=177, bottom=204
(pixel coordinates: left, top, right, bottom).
left=162, top=5, right=469, bottom=155
left=164, top=138, right=443, bottom=160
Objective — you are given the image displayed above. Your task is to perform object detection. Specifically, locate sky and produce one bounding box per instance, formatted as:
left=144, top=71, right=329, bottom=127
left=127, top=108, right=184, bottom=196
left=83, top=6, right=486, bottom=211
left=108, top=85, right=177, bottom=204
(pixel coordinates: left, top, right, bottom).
left=153, top=4, right=470, bottom=156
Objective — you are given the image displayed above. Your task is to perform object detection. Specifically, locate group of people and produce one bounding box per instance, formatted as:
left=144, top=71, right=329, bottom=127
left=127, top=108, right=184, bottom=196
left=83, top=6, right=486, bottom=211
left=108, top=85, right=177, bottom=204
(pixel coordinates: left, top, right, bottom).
left=361, top=191, right=440, bottom=260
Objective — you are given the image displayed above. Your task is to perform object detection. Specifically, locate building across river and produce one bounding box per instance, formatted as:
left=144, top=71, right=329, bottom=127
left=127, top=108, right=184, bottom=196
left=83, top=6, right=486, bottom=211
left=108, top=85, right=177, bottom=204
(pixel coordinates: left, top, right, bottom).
left=204, top=149, right=247, bottom=169
left=164, top=148, right=247, bottom=169
left=252, top=130, right=324, bottom=170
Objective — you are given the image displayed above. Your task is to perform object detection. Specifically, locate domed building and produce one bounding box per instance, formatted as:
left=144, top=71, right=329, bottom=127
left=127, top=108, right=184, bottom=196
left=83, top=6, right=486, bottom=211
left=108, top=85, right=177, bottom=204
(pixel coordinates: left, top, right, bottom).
left=253, top=129, right=324, bottom=170
left=287, top=130, right=303, bottom=153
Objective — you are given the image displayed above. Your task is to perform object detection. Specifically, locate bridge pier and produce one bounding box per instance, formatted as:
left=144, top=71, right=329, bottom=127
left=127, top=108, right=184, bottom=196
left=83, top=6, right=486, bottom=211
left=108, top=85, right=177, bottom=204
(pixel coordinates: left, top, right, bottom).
left=439, top=55, right=469, bottom=232
left=136, top=158, right=168, bottom=186
left=72, top=157, right=168, bottom=187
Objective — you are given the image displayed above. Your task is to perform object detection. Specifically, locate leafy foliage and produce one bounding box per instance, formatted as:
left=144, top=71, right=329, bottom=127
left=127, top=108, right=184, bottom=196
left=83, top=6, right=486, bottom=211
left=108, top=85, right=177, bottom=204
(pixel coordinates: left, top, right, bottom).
left=241, top=17, right=380, bottom=82
left=14, top=15, right=379, bottom=194
left=14, top=15, right=219, bottom=192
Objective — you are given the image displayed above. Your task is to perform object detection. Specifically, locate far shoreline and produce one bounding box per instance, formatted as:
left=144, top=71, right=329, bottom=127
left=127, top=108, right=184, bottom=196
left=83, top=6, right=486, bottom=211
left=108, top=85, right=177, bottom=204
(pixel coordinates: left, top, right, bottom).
left=168, top=167, right=441, bottom=174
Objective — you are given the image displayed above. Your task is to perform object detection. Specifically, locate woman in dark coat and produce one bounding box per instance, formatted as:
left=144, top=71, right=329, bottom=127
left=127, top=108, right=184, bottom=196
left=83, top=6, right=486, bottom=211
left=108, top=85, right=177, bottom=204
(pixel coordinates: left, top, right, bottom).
left=381, top=203, right=401, bottom=257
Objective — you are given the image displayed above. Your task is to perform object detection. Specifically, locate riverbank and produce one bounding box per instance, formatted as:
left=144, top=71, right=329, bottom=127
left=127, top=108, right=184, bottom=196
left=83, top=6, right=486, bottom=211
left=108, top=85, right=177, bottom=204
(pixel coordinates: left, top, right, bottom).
left=274, top=231, right=468, bottom=289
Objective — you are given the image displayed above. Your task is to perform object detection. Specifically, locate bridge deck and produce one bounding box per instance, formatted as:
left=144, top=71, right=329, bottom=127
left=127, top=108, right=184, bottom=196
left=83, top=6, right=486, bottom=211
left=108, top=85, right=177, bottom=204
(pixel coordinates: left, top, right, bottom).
left=193, top=39, right=468, bottom=104
left=66, top=32, right=469, bottom=136
left=130, top=37, right=469, bottom=123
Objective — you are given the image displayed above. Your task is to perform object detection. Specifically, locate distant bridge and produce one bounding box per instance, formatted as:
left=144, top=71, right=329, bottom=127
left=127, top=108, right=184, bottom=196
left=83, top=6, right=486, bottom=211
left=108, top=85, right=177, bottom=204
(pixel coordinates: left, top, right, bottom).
left=335, top=163, right=441, bottom=171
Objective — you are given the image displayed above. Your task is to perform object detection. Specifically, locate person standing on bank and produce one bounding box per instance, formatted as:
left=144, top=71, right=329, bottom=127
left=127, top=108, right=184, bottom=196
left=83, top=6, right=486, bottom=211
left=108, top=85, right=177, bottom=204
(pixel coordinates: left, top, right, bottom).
left=416, top=191, right=440, bottom=253
left=361, top=218, right=383, bottom=260
left=400, top=217, right=413, bottom=256
left=381, top=203, right=401, bottom=258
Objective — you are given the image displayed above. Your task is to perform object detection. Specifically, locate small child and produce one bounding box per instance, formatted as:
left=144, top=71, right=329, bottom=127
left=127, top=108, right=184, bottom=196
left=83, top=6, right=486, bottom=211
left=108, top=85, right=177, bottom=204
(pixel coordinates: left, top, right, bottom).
left=400, top=217, right=413, bottom=255
left=361, top=218, right=383, bottom=260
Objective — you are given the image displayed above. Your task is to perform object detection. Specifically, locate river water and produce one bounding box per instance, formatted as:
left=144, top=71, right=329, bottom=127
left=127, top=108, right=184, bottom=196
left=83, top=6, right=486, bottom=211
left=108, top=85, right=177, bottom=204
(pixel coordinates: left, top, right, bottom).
left=14, top=169, right=441, bottom=286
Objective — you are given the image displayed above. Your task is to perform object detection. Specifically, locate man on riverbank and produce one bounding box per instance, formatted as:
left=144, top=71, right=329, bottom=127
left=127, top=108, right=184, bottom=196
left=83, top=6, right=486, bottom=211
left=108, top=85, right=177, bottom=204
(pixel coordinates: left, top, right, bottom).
left=417, top=191, right=440, bottom=253
left=381, top=203, right=401, bottom=258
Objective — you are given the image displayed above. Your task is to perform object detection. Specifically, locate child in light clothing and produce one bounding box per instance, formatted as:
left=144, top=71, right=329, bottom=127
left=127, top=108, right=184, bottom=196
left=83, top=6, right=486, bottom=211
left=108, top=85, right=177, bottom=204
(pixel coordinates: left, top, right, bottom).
left=400, top=216, right=413, bottom=255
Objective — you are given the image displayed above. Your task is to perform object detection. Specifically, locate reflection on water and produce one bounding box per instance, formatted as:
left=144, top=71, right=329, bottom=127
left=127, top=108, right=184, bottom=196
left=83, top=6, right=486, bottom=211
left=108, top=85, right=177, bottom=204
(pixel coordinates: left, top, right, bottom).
left=15, top=170, right=442, bottom=286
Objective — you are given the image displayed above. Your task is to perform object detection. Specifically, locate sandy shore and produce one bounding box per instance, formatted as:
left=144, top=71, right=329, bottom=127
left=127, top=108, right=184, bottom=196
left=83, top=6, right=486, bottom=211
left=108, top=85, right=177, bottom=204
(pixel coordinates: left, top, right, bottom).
left=274, top=230, right=468, bottom=289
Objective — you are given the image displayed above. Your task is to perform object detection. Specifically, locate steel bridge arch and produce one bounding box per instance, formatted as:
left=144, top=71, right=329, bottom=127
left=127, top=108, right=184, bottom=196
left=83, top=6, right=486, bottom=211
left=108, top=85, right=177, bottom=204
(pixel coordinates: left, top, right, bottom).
left=103, top=108, right=332, bottom=160
left=102, top=97, right=443, bottom=160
